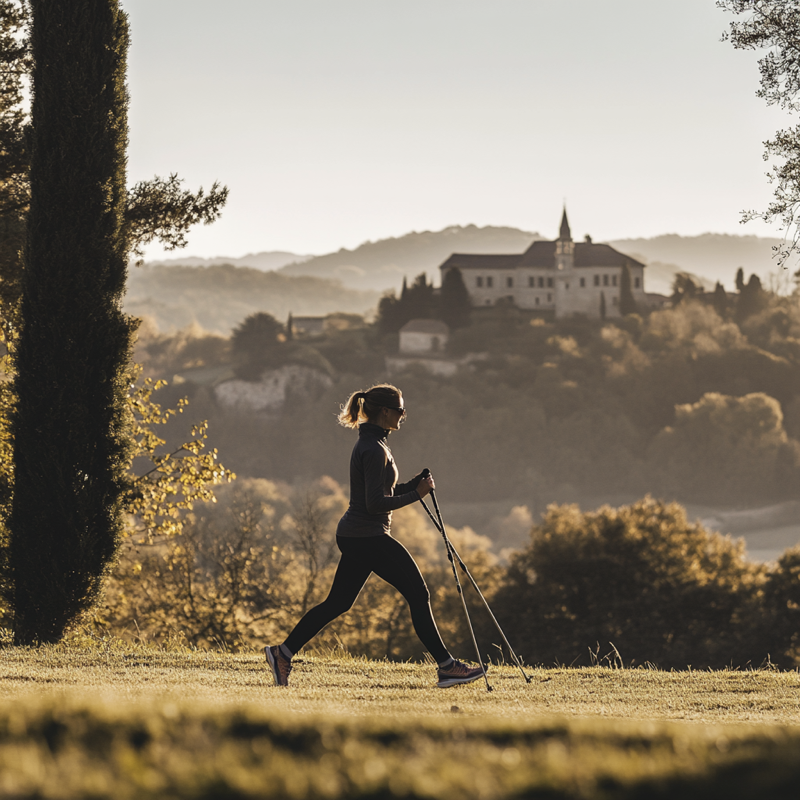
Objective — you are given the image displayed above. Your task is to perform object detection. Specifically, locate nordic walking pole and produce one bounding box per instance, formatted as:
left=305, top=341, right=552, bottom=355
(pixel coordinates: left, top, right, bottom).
left=421, top=476, right=491, bottom=692
left=418, top=480, right=531, bottom=684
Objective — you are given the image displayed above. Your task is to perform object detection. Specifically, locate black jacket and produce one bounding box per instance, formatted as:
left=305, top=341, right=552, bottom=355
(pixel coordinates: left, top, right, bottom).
left=336, top=423, right=423, bottom=538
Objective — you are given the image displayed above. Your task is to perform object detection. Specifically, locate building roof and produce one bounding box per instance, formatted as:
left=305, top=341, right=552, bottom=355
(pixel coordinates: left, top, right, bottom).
left=400, top=318, right=450, bottom=335
left=439, top=253, right=522, bottom=271
left=574, top=243, right=644, bottom=269
left=439, top=241, right=646, bottom=271
left=517, top=241, right=557, bottom=268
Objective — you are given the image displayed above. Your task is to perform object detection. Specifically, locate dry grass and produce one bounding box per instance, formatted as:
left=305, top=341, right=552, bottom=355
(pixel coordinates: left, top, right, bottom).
left=1, top=641, right=798, bottom=725
left=0, top=640, right=799, bottom=798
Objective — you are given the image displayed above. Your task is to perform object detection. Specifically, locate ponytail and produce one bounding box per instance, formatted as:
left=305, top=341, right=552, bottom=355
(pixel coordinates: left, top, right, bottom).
left=337, top=384, right=401, bottom=429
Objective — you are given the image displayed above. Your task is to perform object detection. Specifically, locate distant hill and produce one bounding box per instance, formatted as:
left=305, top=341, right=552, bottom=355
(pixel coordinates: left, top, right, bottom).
left=125, top=264, right=380, bottom=334
left=276, top=226, right=785, bottom=295
left=139, top=227, right=789, bottom=305
left=144, top=251, right=310, bottom=272
left=277, top=225, right=544, bottom=291
left=608, top=233, right=785, bottom=294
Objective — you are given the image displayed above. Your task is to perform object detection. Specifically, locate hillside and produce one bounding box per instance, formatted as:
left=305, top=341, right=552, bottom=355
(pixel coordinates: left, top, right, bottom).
left=609, top=233, right=786, bottom=293
left=276, top=227, right=787, bottom=295
left=277, top=224, right=544, bottom=291
left=140, top=228, right=789, bottom=301
left=1, top=644, right=800, bottom=799
left=125, top=263, right=380, bottom=334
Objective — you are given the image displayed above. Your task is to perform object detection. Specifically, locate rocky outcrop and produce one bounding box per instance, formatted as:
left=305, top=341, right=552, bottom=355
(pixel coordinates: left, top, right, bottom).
left=214, top=365, right=333, bottom=413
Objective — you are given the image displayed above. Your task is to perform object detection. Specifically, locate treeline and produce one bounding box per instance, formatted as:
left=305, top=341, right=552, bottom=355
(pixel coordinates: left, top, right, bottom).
left=99, top=483, right=800, bottom=671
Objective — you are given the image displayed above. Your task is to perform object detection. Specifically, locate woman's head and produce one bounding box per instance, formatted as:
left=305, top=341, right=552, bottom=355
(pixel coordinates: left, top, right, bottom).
left=338, top=384, right=405, bottom=430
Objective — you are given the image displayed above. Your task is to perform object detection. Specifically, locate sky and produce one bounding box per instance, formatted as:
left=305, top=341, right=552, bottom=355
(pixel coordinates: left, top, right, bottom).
left=124, top=0, right=792, bottom=260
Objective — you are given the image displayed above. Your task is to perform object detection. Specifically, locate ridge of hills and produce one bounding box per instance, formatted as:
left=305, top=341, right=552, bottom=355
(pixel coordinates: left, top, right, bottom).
left=133, top=225, right=789, bottom=332
left=144, top=250, right=311, bottom=271
left=277, top=224, right=544, bottom=291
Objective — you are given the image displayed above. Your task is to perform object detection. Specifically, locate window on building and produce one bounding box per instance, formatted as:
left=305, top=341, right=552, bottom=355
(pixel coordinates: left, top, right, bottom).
left=535, top=297, right=540, bottom=306
left=547, top=293, right=552, bottom=302
left=594, top=275, right=600, bottom=287
left=538, top=276, right=544, bottom=288
left=603, top=274, right=609, bottom=286
left=579, top=277, right=586, bottom=288
left=634, top=276, right=640, bottom=289
left=547, top=277, right=554, bottom=288
left=528, top=276, right=534, bottom=287
left=612, top=274, right=618, bottom=287
left=476, top=276, right=483, bottom=288
left=486, top=276, right=493, bottom=288
left=506, top=276, right=513, bottom=288
left=612, top=296, right=618, bottom=305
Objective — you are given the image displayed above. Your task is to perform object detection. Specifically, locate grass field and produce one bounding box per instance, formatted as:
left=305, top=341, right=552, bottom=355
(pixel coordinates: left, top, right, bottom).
left=1, top=640, right=799, bottom=798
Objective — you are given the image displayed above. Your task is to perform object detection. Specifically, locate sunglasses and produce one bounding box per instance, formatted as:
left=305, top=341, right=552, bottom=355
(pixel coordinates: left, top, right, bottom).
left=383, top=405, right=406, bottom=415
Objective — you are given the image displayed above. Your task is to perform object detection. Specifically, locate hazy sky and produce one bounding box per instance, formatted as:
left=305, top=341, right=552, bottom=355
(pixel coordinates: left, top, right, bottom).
left=124, top=0, right=790, bottom=260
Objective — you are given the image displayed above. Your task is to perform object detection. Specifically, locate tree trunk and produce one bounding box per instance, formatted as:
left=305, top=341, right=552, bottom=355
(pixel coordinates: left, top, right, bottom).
left=10, top=1, right=134, bottom=644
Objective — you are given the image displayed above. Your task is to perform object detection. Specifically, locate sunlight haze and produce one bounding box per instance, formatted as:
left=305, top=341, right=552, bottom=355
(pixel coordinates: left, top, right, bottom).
left=124, top=0, right=790, bottom=260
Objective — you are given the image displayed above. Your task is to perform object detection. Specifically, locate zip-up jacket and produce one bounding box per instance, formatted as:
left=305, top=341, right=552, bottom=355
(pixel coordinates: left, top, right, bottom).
left=336, top=423, right=423, bottom=538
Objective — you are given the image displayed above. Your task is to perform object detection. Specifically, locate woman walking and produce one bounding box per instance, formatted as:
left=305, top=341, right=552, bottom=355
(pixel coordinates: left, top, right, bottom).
left=265, top=384, right=484, bottom=688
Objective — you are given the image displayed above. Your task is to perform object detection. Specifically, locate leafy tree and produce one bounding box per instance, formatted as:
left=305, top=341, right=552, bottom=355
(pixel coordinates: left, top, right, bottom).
left=376, top=272, right=437, bottom=334
left=231, top=312, right=285, bottom=377
left=670, top=272, right=703, bottom=306
left=763, top=546, right=800, bottom=666
left=720, top=1, right=800, bottom=265
left=736, top=272, right=767, bottom=321
left=619, top=264, right=637, bottom=315
left=124, top=371, right=235, bottom=542
left=494, top=497, right=766, bottom=669
left=647, top=392, right=800, bottom=504
left=405, top=272, right=436, bottom=320
left=0, top=0, right=29, bottom=330
left=0, top=361, right=235, bottom=625
left=439, top=267, right=471, bottom=328
left=125, top=173, right=228, bottom=264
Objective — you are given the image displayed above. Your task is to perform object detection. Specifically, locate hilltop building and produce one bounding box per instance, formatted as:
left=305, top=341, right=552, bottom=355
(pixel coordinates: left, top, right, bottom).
left=438, top=209, right=646, bottom=319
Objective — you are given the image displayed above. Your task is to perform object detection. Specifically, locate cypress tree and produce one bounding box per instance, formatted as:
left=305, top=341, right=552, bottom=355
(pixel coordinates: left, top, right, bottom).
left=735, top=273, right=766, bottom=323
left=619, top=264, right=637, bottom=316
left=712, top=281, right=728, bottom=318
left=10, top=1, right=135, bottom=643
left=735, top=267, right=745, bottom=293
left=599, top=291, right=606, bottom=320
left=439, top=267, right=471, bottom=328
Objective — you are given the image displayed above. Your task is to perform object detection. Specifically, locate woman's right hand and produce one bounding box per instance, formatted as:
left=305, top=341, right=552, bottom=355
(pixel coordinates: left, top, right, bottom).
left=417, top=475, right=435, bottom=498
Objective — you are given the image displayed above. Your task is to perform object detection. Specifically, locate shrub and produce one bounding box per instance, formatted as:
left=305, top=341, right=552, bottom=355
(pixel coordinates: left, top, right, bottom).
left=493, top=497, right=767, bottom=669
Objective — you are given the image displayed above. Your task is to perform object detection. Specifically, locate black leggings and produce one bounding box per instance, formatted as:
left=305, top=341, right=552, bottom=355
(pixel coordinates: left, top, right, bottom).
left=284, top=535, right=450, bottom=662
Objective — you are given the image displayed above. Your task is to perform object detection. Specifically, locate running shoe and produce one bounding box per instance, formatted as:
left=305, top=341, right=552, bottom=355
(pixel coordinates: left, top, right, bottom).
left=265, top=645, right=292, bottom=687
left=437, top=659, right=486, bottom=688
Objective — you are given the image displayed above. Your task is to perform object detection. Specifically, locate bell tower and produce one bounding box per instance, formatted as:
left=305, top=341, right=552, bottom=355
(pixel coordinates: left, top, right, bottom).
left=555, top=206, right=574, bottom=271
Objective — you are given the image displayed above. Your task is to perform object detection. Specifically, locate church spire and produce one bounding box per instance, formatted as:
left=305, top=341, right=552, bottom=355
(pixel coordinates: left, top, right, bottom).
left=555, top=205, right=574, bottom=271
left=559, top=206, right=572, bottom=241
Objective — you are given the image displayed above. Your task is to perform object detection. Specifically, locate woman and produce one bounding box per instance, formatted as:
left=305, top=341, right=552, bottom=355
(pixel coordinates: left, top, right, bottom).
left=265, top=383, right=484, bottom=688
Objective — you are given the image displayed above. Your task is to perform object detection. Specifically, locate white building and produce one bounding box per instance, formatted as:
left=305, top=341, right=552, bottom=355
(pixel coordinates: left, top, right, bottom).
left=386, top=319, right=458, bottom=377
left=438, top=209, right=646, bottom=319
